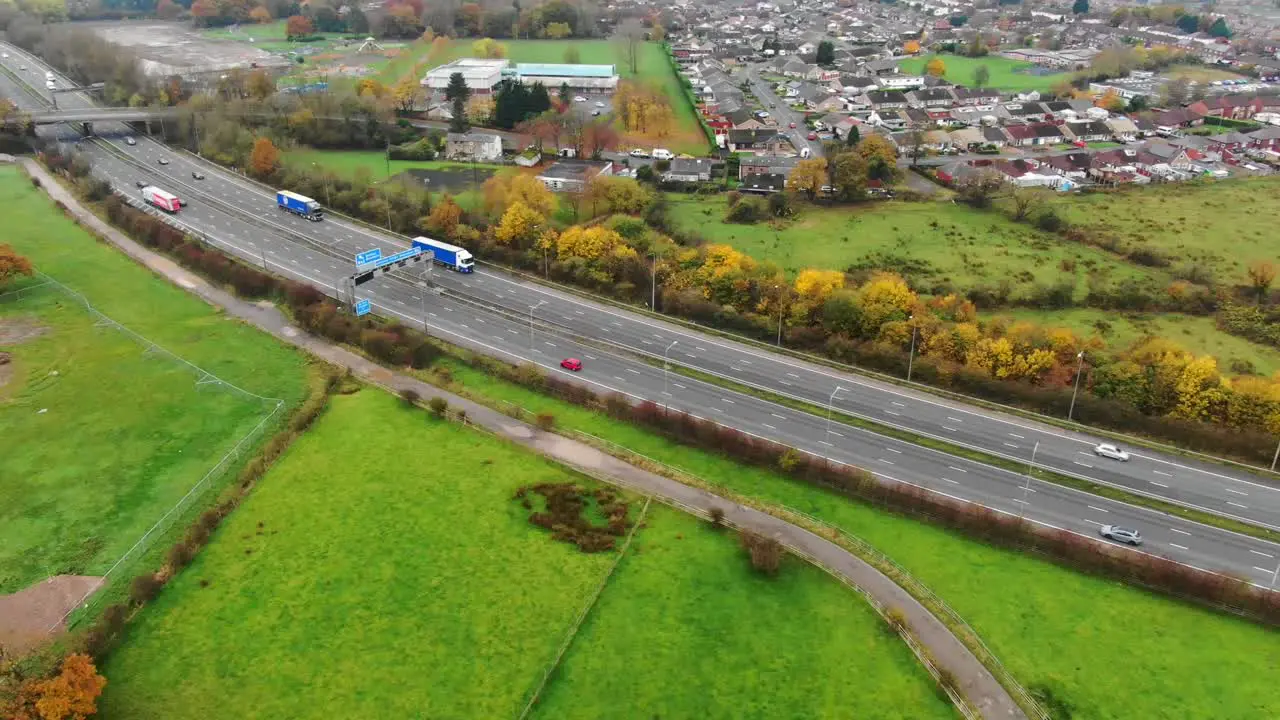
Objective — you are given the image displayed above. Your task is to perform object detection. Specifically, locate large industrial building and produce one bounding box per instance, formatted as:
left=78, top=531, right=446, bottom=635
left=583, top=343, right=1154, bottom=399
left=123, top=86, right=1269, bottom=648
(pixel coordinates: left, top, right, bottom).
left=421, top=59, right=619, bottom=94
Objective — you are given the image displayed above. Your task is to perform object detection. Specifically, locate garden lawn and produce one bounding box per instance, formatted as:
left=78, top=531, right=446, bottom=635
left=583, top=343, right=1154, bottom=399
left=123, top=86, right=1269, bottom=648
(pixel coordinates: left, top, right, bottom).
left=532, top=505, right=953, bottom=720
left=378, top=39, right=707, bottom=154
left=98, top=389, right=620, bottom=719
left=898, top=54, right=1072, bottom=94
left=427, top=356, right=1280, bottom=720
left=1043, top=176, right=1280, bottom=285
left=981, top=307, right=1280, bottom=376
left=667, top=194, right=1170, bottom=300
left=0, top=166, right=309, bottom=595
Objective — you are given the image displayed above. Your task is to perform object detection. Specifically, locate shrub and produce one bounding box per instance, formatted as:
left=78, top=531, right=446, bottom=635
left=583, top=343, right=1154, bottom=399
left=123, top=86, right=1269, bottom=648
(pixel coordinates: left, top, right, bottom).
left=129, top=573, right=164, bottom=606
left=535, top=412, right=556, bottom=431
left=883, top=606, right=909, bottom=633
left=400, top=388, right=421, bottom=407
left=428, top=396, right=448, bottom=417
left=725, top=196, right=766, bottom=224
left=739, top=530, right=783, bottom=575
left=1034, top=208, right=1063, bottom=232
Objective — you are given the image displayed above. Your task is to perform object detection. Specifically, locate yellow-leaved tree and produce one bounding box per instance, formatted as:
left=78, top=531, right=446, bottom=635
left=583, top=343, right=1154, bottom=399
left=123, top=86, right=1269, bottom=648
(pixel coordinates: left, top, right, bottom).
left=494, top=201, right=547, bottom=248
left=482, top=171, right=556, bottom=218
left=925, top=57, right=947, bottom=77
left=856, top=272, right=916, bottom=336
left=790, top=269, right=845, bottom=323
left=785, top=158, right=828, bottom=199
left=472, top=38, right=508, bottom=59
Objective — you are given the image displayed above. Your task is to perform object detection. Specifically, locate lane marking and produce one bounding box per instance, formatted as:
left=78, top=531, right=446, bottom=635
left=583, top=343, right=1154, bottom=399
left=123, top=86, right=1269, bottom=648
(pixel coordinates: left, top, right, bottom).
left=1225, top=488, right=1248, bottom=496
left=1249, top=550, right=1274, bottom=558
left=947, top=416, right=962, bottom=423
left=786, top=372, right=799, bottom=378
left=942, top=426, right=958, bottom=432
left=828, top=430, right=844, bottom=437
left=947, top=466, right=968, bottom=473
left=1087, top=505, right=1108, bottom=513
left=672, top=383, right=686, bottom=389
left=722, top=398, right=735, bottom=404
left=891, top=401, right=905, bottom=407
left=1074, top=461, right=1094, bottom=469
left=771, top=413, right=786, bottom=420
left=1170, top=528, right=1191, bottom=536
left=1170, top=543, right=1189, bottom=551
left=1153, top=470, right=1172, bottom=477
left=626, top=368, right=640, bottom=375
left=819, top=440, right=833, bottom=447
left=1082, top=518, right=1103, bottom=525
left=1009, top=433, right=1024, bottom=439
left=1256, top=566, right=1276, bottom=574
left=1003, top=442, right=1019, bottom=448
left=886, top=410, right=901, bottom=416
left=762, top=423, right=777, bottom=430
left=1149, top=480, right=1169, bottom=488
left=943, top=478, right=959, bottom=485
left=1226, top=501, right=1249, bottom=509
left=886, top=447, right=902, bottom=454
left=878, top=458, right=895, bottom=465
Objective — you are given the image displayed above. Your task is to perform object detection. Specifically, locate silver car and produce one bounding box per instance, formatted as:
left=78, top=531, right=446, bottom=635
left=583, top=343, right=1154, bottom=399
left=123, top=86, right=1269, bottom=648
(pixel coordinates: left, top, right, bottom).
left=1094, top=443, right=1130, bottom=462
left=1099, top=525, right=1142, bottom=546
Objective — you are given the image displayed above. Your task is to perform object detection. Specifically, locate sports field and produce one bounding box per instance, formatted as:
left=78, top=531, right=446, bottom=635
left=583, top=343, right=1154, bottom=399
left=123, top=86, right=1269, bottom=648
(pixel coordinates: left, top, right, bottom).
left=0, top=166, right=309, bottom=598
left=99, top=389, right=947, bottom=718
left=898, top=54, right=1072, bottom=93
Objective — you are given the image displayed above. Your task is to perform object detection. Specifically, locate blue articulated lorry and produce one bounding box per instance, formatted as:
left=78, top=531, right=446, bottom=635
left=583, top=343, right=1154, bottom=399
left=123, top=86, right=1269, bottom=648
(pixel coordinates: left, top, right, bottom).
left=276, top=190, right=324, bottom=221
left=412, top=237, right=475, bottom=273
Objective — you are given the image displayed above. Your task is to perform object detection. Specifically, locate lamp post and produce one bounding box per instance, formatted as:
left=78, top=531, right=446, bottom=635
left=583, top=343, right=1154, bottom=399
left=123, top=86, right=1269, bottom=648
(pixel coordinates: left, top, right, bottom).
left=651, top=253, right=658, bottom=310
left=1271, top=437, right=1280, bottom=473
left=528, top=300, right=546, bottom=353
left=775, top=285, right=786, bottom=346
left=663, top=340, right=678, bottom=407
left=312, top=162, right=331, bottom=206
left=1271, top=559, right=1279, bottom=590
left=1019, top=441, right=1039, bottom=519
left=906, top=314, right=918, bottom=383
left=1068, top=351, right=1085, bottom=422
left=826, top=385, right=847, bottom=443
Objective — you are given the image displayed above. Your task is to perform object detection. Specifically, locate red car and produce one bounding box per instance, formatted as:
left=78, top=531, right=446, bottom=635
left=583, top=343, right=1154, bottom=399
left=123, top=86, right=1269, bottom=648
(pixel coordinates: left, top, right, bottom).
left=560, top=358, right=583, bottom=371
left=789, top=121, right=797, bottom=128
left=807, top=131, right=818, bottom=140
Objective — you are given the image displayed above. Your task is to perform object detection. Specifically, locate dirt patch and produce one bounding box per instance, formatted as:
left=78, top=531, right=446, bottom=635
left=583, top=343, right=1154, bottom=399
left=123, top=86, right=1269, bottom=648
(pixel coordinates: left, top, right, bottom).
left=0, top=352, right=11, bottom=390
left=0, top=316, right=48, bottom=346
left=0, top=575, right=103, bottom=657
left=401, top=167, right=496, bottom=193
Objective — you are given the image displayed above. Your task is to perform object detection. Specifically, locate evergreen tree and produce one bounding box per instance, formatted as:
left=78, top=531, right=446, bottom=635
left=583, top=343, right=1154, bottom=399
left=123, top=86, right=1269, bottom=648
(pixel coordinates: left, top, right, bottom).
left=1208, top=17, right=1231, bottom=38
left=1072, top=0, right=1088, bottom=14
left=815, top=41, right=835, bottom=66
left=844, top=124, right=861, bottom=146
left=1175, top=13, right=1199, bottom=33
left=450, top=96, right=468, bottom=133
left=559, top=81, right=571, bottom=106
left=529, top=82, right=552, bottom=115
left=445, top=72, right=471, bottom=104
left=494, top=79, right=531, bottom=128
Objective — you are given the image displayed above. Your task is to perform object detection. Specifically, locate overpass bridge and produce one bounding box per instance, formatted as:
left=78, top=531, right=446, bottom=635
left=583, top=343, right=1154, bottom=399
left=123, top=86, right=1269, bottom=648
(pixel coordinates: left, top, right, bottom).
left=26, top=106, right=182, bottom=125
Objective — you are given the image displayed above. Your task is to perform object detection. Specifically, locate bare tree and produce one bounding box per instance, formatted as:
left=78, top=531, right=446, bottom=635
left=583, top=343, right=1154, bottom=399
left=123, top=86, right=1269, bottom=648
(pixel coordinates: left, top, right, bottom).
left=615, top=19, right=645, bottom=76
left=1006, top=186, right=1049, bottom=221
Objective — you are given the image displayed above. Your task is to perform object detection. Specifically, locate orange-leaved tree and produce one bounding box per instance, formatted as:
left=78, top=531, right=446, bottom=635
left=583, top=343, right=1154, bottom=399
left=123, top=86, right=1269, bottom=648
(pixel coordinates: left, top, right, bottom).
left=248, top=137, right=281, bottom=179
left=0, top=243, right=34, bottom=289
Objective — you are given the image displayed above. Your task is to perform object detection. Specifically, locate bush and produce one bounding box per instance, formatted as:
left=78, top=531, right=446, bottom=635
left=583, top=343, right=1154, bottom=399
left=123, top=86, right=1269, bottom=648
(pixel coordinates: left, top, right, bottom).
left=129, top=573, right=164, bottom=606
left=428, top=396, right=448, bottom=417
left=739, top=530, right=783, bottom=575
left=1034, top=208, right=1063, bottom=232
left=708, top=506, right=726, bottom=526
left=725, top=196, right=766, bottom=224
left=400, top=388, right=421, bottom=407
left=535, top=412, right=556, bottom=431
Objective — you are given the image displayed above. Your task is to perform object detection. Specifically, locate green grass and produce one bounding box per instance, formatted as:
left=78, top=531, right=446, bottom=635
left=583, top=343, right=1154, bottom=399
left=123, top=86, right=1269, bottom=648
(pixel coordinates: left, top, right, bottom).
left=0, top=166, right=309, bottom=594
left=283, top=148, right=493, bottom=210
left=983, top=307, right=1280, bottom=376
left=202, top=20, right=352, bottom=53
left=532, top=505, right=953, bottom=719
left=426, top=356, right=1280, bottom=720
left=667, top=194, right=1170, bottom=298
left=98, top=389, right=620, bottom=719
left=1165, top=64, right=1245, bottom=83
left=377, top=39, right=707, bottom=154
left=1044, top=176, right=1280, bottom=285
left=898, top=54, right=1072, bottom=93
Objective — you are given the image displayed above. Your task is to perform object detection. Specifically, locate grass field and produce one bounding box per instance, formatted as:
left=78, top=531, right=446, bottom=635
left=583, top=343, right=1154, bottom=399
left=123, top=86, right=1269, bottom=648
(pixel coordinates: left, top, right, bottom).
left=99, top=388, right=945, bottom=718
left=203, top=20, right=353, bottom=53
left=982, top=308, right=1280, bottom=375
left=378, top=39, right=707, bottom=155
left=667, top=194, right=1170, bottom=298
left=1044, top=176, right=1280, bottom=285
left=898, top=54, right=1072, bottom=93
left=532, top=506, right=953, bottom=720
left=1165, top=64, right=1246, bottom=83
left=284, top=147, right=497, bottom=210
left=425, top=355, right=1280, bottom=720
left=0, top=166, right=309, bottom=595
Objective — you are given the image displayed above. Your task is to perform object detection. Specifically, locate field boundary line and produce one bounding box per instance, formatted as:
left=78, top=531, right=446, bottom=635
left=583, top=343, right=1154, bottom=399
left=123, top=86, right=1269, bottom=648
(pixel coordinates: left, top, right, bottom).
left=516, top=496, right=651, bottom=720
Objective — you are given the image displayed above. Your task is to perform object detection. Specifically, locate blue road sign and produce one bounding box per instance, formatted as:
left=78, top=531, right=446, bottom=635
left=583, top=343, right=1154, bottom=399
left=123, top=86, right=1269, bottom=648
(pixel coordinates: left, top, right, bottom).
left=355, top=248, right=382, bottom=266
left=354, top=299, right=371, bottom=316
left=372, top=246, right=423, bottom=269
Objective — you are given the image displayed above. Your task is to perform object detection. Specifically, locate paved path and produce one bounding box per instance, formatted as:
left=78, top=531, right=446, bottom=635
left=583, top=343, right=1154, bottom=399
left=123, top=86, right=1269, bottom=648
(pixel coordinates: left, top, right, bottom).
left=23, top=158, right=1025, bottom=720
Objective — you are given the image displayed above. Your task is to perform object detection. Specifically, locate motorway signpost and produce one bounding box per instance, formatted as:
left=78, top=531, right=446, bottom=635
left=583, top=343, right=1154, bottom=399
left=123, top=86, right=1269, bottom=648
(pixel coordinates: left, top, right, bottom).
left=354, top=299, right=371, bottom=316
left=355, top=248, right=382, bottom=266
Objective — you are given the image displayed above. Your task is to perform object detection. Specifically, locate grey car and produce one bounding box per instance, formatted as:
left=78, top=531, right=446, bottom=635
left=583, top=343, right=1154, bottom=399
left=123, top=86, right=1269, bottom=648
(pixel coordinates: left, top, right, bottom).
left=1099, top=525, right=1142, bottom=546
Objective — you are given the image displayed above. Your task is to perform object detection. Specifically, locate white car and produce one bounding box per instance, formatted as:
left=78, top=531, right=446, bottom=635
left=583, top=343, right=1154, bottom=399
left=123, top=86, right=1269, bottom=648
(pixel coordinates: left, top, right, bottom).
left=651, top=148, right=673, bottom=161
left=1099, top=525, right=1142, bottom=546
left=2, top=53, right=8, bottom=59
left=594, top=100, right=605, bottom=108
left=1094, top=443, right=1131, bottom=462
left=573, top=95, right=586, bottom=103
left=629, top=148, right=650, bottom=158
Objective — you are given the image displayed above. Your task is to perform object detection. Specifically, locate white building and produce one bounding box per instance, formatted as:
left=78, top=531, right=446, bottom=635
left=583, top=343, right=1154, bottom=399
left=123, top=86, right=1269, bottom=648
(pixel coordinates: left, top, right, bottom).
left=421, top=58, right=510, bottom=94
left=515, top=63, right=619, bottom=92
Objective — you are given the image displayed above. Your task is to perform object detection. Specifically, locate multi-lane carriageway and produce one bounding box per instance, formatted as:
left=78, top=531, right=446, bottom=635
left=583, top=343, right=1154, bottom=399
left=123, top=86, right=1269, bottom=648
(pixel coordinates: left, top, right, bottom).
left=2, top=40, right=1279, bottom=586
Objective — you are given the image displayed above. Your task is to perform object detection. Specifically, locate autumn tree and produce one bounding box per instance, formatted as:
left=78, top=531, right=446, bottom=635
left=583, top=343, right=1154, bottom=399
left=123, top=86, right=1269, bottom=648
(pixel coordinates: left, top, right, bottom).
left=421, top=194, right=462, bottom=236
left=0, top=244, right=34, bottom=288
left=1097, top=88, right=1125, bottom=112
left=285, top=14, right=314, bottom=39
left=426, top=36, right=453, bottom=65
left=472, top=38, right=508, bottom=59
left=785, top=158, right=827, bottom=199
left=903, top=39, right=921, bottom=54
left=791, top=269, right=845, bottom=322
left=494, top=200, right=547, bottom=248
left=1006, top=186, right=1048, bottom=221
left=614, top=81, right=674, bottom=137
left=925, top=56, right=947, bottom=77
left=829, top=150, right=868, bottom=202
left=584, top=176, right=653, bottom=217
left=357, top=78, right=387, bottom=98
left=615, top=18, right=645, bottom=75
left=393, top=78, right=422, bottom=113
left=482, top=171, right=556, bottom=218
left=249, top=6, right=271, bottom=23
left=544, top=21, right=572, bottom=39
left=857, top=272, right=917, bottom=336
left=10, top=654, right=107, bottom=720
left=1246, top=260, right=1276, bottom=305
left=580, top=119, right=621, bottom=158
left=556, top=225, right=633, bottom=262
left=156, top=0, right=181, bottom=19
left=248, top=136, right=281, bottom=178
left=465, top=96, right=494, bottom=125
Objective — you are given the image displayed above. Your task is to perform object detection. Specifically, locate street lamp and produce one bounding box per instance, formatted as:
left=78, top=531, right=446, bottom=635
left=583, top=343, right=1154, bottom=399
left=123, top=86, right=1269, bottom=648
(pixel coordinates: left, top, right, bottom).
left=774, top=284, right=786, bottom=346
left=906, top=314, right=918, bottom=383
left=826, top=385, right=847, bottom=443
left=1271, top=437, right=1280, bottom=473
left=663, top=340, right=678, bottom=407
left=650, top=253, right=658, bottom=310
left=528, top=300, right=546, bottom=353
left=1068, top=351, right=1086, bottom=422
left=1019, top=441, right=1039, bottom=519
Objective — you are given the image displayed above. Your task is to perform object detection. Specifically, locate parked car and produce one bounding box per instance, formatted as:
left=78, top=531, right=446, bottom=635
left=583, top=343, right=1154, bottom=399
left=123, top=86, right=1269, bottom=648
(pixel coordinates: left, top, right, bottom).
left=629, top=148, right=650, bottom=158
left=157, top=158, right=169, bottom=165
left=807, top=131, right=817, bottom=141
left=134, top=180, right=146, bottom=188
left=591, top=110, right=601, bottom=116
left=594, top=100, right=605, bottom=108
left=789, top=121, right=797, bottom=128
left=651, top=148, right=673, bottom=161
left=560, top=358, right=583, bottom=371
left=1099, top=525, right=1142, bottom=546
left=573, top=95, right=586, bottom=102
left=1094, top=444, right=1130, bottom=462
left=192, top=171, right=205, bottom=180
left=125, top=137, right=136, bottom=146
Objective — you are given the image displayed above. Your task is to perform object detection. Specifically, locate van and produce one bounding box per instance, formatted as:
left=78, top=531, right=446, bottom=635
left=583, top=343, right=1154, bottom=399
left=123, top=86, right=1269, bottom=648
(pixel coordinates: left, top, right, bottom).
left=799, top=147, right=811, bottom=158
left=651, top=148, right=673, bottom=160
left=45, top=70, right=54, bottom=81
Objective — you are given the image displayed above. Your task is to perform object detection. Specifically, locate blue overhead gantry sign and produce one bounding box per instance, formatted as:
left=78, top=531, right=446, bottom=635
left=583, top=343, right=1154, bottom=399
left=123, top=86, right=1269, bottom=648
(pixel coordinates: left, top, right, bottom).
left=354, top=299, right=371, bottom=316
left=355, top=248, right=382, bottom=266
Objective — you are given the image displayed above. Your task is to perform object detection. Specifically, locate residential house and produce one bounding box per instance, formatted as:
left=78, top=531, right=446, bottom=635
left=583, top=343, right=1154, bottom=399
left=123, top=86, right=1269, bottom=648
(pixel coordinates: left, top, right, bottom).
left=739, top=172, right=788, bottom=194
left=1003, top=102, right=1050, bottom=123
left=664, top=158, right=715, bottom=182
left=727, top=128, right=784, bottom=153
left=864, top=89, right=909, bottom=110
left=536, top=159, right=613, bottom=192
left=878, top=74, right=926, bottom=90
left=1042, top=152, right=1094, bottom=180
left=781, top=58, right=810, bottom=77
left=1188, top=94, right=1264, bottom=121
left=1146, top=108, right=1205, bottom=132
left=861, top=57, right=901, bottom=76
left=739, top=155, right=800, bottom=180
left=1104, top=117, right=1139, bottom=141
left=952, top=87, right=1002, bottom=106
left=982, top=126, right=1011, bottom=147
left=1004, top=122, right=1064, bottom=146
left=726, top=108, right=767, bottom=130
left=1063, top=120, right=1111, bottom=143
left=907, top=87, right=956, bottom=109
left=1205, top=131, right=1253, bottom=153
left=948, top=126, right=986, bottom=149
left=445, top=132, right=503, bottom=163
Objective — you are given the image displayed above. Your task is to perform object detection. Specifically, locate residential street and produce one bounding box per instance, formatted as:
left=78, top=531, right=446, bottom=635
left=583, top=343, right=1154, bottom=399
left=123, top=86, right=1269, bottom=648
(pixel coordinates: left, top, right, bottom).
left=745, top=64, right=820, bottom=157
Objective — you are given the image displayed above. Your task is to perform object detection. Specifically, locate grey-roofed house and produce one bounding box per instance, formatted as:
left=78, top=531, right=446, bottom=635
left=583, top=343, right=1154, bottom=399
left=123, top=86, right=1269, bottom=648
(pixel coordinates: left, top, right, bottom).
left=907, top=87, right=955, bottom=109
left=445, top=132, right=503, bottom=163
left=739, top=172, right=788, bottom=194
left=739, top=155, right=800, bottom=179
left=536, top=159, right=614, bottom=192
left=663, top=158, right=715, bottom=183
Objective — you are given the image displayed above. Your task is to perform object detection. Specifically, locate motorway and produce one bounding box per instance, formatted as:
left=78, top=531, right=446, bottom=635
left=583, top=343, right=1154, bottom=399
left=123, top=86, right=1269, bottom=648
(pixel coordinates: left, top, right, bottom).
left=3, top=41, right=1279, bottom=585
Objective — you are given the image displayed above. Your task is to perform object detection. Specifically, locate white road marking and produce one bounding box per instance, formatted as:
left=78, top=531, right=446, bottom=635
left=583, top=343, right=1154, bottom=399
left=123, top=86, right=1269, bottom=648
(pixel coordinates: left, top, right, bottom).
left=1009, top=433, right=1024, bottom=439
left=1087, top=505, right=1108, bottom=513
left=1149, top=480, right=1169, bottom=488
left=772, top=413, right=786, bottom=420
left=585, top=355, right=597, bottom=360
left=1249, top=549, right=1274, bottom=558
left=575, top=310, right=584, bottom=315
left=1255, top=566, right=1276, bottom=574
left=1226, top=501, right=1249, bottom=509
left=722, top=398, right=735, bottom=404
left=886, top=447, right=902, bottom=454
left=942, top=426, right=958, bottom=432
left=544, top=341, right=555, bottom=347
left=1003, top=443, right=1019, bottom=448
left=1225, top=488, right=1248, bottom=496
left=1169, top=528, right=1191, bottom=536
left=740, top=359, right=751, bottom=365
left=762, top=423, right=776, bottom=430
left=1082, top=518, right=1103, bottom=525
left=885, top=410, right=901, bottom=416
left=1012, top=499, right=1028, bottom=505
left=943, top=478, right=959, bottom=485
left=1153, top=470, right=1172, bottom=477
left=892, top=401, right=905, bottom=407
left=1170, top=543, right=1189, bottom=551
left=820, top=440, right=833, bottom=447
left=626, top=368, right=640, bottom=374
left=947, top=466, right=968, bottom=473
left=614, top=376, right=624, bottom=381
left=672, top=383, right=686, bottom=389
left=507, top=329, right=518, bottom=335
left=878, top=458, right=894, bottom=465
left=641, top=340, right=653, bottom=345
left=786, top=372, right=799, bottom=378
left=1074, top=461, right=1094, bottom=468
left=947, top=417, right=962, bottom=423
